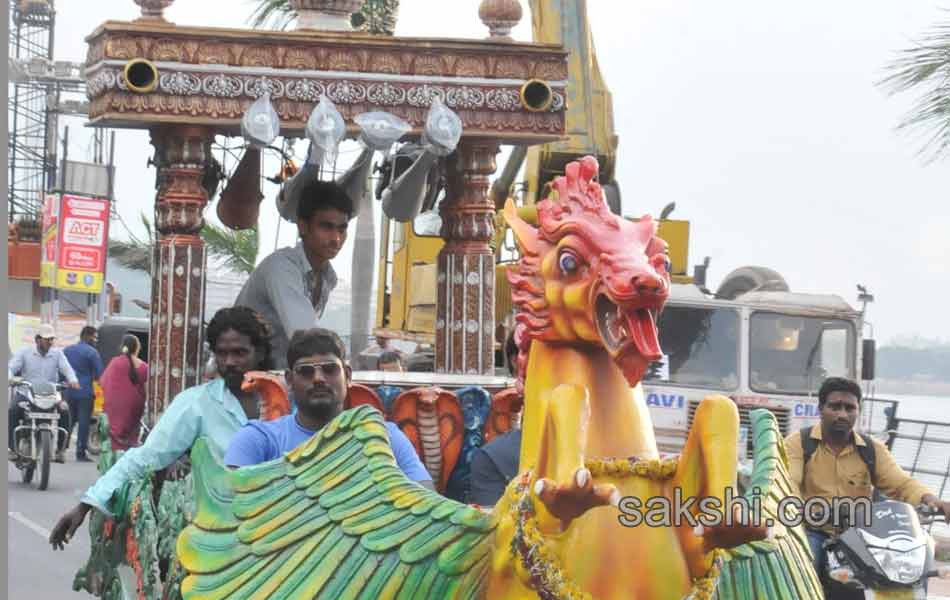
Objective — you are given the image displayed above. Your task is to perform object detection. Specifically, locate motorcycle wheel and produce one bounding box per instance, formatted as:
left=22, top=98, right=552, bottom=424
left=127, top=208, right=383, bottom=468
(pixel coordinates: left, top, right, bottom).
left=21, top=459, right=34, bottom=484
left=38, top=429, right=51, bottom=491
left=17, top=430, right=34, bottom=483
left=87, top=424, right=101, bottom=456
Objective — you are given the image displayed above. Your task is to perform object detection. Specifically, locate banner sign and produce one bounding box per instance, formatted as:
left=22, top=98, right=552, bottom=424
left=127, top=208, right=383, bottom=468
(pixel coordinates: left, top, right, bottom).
left=39, top=193, right=59, bottom=288
left=54, top=194, right=110, bottom=293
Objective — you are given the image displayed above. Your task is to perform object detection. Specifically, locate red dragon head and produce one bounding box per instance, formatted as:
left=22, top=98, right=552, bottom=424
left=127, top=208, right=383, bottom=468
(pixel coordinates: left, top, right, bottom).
left=504, top=156, right=671, bottom=387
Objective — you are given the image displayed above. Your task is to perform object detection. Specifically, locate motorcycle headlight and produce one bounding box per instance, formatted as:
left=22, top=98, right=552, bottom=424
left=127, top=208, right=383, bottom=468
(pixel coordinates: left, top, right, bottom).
left=31, top=395, right=57, bottom=410
left=869, top=544, right=927, bottom=584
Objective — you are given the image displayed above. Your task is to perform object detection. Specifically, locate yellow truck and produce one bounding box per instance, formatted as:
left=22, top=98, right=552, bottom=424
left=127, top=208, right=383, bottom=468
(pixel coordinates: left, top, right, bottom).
left=372, top=0, right=694, bottom=361
left=370, top=2, right=880, bottom=453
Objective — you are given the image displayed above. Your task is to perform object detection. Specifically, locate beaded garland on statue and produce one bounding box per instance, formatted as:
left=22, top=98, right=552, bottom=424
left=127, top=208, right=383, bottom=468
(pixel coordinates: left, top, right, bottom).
left=508, top=455, right=726, bottom=600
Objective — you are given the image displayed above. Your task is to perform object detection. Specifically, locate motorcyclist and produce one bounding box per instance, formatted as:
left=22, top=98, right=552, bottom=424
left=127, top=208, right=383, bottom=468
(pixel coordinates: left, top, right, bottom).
left=785, top=376, right=950, bottom=573
left=8, top=324, right=80, bottom=463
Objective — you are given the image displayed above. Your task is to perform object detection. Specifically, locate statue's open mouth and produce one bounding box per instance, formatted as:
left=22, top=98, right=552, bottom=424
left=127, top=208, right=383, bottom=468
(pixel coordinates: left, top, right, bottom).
left=595, top=294, right=662, bottom=385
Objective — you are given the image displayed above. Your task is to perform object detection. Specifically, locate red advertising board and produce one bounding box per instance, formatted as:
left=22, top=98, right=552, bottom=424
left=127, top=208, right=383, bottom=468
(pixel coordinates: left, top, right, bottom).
left=54, top=194, right=110, bottom=293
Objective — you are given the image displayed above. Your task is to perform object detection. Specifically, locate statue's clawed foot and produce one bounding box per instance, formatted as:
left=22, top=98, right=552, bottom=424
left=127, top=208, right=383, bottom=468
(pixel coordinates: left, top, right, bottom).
left=692, top=505, right=772, bottom=553
left=534, top=467, right=619, bottom=530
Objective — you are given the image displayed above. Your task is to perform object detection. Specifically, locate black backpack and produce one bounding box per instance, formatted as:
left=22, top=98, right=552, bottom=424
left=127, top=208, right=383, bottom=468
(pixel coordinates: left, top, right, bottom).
left=799, top=426, right=877, bottom=488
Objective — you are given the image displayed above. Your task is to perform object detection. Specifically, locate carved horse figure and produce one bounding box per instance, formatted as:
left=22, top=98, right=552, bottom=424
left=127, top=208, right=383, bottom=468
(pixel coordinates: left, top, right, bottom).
left=177, top=157, right=821, bottom=600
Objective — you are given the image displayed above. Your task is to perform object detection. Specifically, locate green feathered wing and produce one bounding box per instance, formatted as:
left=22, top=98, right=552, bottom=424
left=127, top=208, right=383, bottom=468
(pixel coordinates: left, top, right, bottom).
left=710, top=409, right=823, bottom=600
left=176, top=405, right=495, bottom=600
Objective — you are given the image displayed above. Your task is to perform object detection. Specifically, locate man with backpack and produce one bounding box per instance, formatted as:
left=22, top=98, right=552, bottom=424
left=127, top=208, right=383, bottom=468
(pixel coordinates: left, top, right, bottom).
left=785, top=377, right=950, bottom=573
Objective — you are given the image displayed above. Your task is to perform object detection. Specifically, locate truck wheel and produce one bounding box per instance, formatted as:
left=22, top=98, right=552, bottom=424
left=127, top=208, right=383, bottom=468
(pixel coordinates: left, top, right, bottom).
left=38, top=430, right=51, bottom=491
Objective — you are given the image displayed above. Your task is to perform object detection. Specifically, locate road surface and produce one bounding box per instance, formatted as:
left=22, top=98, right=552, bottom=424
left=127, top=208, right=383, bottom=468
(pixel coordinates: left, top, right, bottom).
left=8, top=456, right=98, bottom=599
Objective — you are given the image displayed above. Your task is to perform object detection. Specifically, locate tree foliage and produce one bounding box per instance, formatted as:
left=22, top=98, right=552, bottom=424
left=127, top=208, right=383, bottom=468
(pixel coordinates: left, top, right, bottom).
left=881, top=13, right=950, bottom=161
left=108, top=212, right=153, bottom=272
left=877, top=343, right=950, bottom=382
left=109, top=211, right=259, bottom=275
left=200, top=221, right=260, bottom=275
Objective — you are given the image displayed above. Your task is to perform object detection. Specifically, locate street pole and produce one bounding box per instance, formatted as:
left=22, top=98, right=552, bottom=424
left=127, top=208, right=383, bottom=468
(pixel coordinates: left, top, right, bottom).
left=99, top=131, right=117, bottom=322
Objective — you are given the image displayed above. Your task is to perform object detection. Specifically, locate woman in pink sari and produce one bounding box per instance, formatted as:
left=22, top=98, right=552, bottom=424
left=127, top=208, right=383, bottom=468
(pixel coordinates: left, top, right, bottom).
left=99, top=334, right=148, bottom=451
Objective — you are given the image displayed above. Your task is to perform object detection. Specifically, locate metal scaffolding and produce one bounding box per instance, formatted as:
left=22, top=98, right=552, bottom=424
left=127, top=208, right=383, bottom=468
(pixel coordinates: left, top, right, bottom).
left=8, top=0, right=56, bottom=221
left=8, top=0, right=87, bottom=224
left=9, top=0, right=111, bottom=327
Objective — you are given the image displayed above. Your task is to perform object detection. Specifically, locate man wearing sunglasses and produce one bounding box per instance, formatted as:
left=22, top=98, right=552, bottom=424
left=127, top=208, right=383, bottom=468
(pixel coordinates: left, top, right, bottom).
left=224, top=328, right=434, bottom=489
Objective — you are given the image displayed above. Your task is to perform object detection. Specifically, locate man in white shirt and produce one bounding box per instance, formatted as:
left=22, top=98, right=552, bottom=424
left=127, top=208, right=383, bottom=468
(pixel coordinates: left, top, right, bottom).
left=8, top=324, right=80, bottom=461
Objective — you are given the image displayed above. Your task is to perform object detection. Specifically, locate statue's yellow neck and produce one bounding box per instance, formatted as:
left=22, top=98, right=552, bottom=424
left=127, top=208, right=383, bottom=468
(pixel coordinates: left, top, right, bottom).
left=519, top=341, right=660, bottom=472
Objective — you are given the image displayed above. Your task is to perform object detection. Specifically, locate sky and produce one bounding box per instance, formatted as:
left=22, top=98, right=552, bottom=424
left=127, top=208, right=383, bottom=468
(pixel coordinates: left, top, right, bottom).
left=47, top=0, right=950, bottom=345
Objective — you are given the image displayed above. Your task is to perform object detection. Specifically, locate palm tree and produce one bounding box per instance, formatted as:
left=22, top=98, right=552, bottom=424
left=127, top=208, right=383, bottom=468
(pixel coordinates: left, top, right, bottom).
left=249, top=0, right=400, bottom=35
left=200, top=221, right=260, bottom=275
left=108, top=212, right=153, bottom=272
left=881, top=14, right=950, bottom=161
left=110, top=211, right=259, bottom=276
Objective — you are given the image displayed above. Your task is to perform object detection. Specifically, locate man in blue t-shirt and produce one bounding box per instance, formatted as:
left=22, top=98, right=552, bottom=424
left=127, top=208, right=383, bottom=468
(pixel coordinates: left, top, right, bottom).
left=225, top=328, right=433, bottom=489
left=63, top=326, right=104, bottom=462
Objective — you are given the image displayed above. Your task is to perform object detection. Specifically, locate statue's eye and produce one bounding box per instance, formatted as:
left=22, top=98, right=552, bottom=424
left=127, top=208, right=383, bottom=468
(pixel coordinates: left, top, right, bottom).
left=559, top=251, right=578, bottom=275
left=651, top=253, right=671, bottom=273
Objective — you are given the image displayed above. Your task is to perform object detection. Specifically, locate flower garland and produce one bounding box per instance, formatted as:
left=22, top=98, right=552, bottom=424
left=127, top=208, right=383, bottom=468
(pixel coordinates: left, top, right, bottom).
left=510, top=472, right=591, bottom=600
left=686, top=549, right=728, bottom=600
left=125, top=498, right=145, bottom=599
left=584, top=455, right=679, bottom=481
left=509, top=455, right=726, bottom=600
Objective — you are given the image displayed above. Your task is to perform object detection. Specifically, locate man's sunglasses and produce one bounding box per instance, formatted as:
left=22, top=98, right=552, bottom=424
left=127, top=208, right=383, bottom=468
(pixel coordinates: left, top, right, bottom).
left=292, top=361, right=343, bottom=378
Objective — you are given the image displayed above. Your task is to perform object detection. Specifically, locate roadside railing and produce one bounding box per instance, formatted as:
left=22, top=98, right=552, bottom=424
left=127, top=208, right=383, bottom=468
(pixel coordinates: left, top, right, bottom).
left=867, top=398, right=950, bottom=537
left=887, top=415, right=950, bottom=500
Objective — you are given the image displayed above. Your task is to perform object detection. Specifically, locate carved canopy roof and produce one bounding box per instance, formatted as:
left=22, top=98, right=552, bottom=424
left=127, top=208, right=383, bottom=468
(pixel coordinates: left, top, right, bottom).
left=84, top=21, right=568, bottom=143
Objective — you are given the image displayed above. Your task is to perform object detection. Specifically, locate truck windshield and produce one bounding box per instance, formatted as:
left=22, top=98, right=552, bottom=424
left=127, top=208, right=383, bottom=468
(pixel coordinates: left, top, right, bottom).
left=749, top=312, right=855, bottom=395
left=644, top=306, right=739, bottom=390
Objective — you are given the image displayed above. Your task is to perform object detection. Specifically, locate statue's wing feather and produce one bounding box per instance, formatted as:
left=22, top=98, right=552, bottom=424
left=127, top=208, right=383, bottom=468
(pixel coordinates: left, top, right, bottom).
left=178, top=406, right=495, bottom=600
left=711, top=409, right=823, bottom=600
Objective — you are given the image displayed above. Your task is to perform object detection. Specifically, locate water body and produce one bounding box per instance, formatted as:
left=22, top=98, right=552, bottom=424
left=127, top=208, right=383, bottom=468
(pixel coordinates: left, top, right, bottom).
left=862, top=394, right=949, bottom=497
left=882, top=393, right=947, bottom=423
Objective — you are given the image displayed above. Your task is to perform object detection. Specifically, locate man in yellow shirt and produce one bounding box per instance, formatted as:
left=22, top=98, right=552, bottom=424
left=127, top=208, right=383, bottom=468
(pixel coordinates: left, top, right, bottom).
left=785, top=377, right=950, bottom=573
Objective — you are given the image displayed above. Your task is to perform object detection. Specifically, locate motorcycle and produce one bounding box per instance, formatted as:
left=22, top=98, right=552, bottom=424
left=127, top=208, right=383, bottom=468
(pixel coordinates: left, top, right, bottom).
left=822, top=498, right=950, bottom=599
left=9, top=380, right=69, bottom=491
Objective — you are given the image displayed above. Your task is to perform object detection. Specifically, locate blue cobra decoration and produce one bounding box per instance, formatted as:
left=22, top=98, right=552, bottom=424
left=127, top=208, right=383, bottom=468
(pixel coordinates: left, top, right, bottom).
left=444, top=385, right=492, bottom=503
left=375, top=384, right=403, bottom=415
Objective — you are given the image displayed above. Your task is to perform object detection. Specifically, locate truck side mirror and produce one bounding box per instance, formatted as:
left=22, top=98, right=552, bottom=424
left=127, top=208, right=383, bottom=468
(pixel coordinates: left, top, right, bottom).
left=861, top=339, right=876, bottom=381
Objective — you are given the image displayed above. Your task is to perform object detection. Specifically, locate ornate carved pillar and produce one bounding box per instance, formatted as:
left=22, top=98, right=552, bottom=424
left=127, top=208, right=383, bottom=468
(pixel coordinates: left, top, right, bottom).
left=146, top=125, right=213, bottom=423
left=435, top=141, right=500, bottom=375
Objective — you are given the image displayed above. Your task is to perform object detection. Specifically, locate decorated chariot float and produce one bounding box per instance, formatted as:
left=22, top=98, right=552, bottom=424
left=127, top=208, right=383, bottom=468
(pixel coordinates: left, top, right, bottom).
left=72, top=1, right=821, bottom=598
